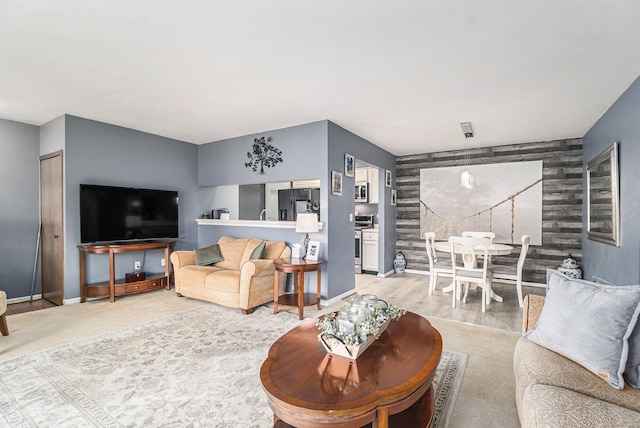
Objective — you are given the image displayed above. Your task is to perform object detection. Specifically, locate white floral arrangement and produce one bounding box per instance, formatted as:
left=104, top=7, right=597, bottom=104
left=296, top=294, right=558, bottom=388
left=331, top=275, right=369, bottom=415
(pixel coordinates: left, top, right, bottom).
left=316, top=299, right=406, bottom=347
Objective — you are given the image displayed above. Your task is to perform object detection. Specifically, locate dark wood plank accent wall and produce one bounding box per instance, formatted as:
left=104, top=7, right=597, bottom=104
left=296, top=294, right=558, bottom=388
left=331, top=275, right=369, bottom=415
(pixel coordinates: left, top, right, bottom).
left=396, top=138, right=582, bottom=285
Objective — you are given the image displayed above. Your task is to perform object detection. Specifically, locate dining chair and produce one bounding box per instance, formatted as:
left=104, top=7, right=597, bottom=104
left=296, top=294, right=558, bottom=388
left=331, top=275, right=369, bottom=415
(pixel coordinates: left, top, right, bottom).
left=448, top=236, right=493, bottom=313
left=490, top=235, right=531, bottom=308
left=424, top=232, right=453, bottom=294
left=461, top=231, right=495, bottom=241
left=461, top=231, right=495, bottom=263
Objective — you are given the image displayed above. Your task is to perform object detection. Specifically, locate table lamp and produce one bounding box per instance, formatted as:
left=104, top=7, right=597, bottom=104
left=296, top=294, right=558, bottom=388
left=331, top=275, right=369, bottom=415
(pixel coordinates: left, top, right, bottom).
left=296, top=212, right=319, bottom=259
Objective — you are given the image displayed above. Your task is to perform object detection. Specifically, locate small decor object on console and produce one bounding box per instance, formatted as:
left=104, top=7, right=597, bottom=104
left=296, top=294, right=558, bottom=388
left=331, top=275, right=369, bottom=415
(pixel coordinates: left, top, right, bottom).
left=125, top=271, right=146, bottom=283
left=244, top=136, right=283, bottom=175
left=317, top=295, right=406, bottom=359
left=557, top=254, right=582, bottom=279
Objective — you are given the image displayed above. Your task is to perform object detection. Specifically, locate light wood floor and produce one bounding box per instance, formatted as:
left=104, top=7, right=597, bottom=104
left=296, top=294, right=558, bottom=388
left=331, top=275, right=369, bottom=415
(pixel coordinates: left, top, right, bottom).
left=353, top=273, right=546, bottom=333
left=8, top=273, right=545, bottom=333
left=6, top=298, right=57, bottom=315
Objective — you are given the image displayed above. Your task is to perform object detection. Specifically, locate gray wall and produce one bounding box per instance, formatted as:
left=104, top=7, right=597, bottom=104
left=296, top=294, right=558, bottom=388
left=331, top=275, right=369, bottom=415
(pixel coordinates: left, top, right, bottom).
left=582, top=75, right=640, bottom=284
left=196, top=120, right=396, bottom=300
left=0, top=119, right=40, bottom=299
left=63, top=115, right=199, bottom=299
left=396, top=139, right=583, bottom=284
left=197, top=121, right=331, bottom=296
left=327, top=122, right=397, bottom=295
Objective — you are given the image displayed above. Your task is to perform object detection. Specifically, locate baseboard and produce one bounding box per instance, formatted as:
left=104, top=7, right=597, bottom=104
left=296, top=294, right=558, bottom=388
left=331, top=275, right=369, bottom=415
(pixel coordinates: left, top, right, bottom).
left=7, top=294, right=42, bottom=304
left=398, top=269, right=546, bottom=288
left=405, top=269, right=429, bottom=276
left=378, top=269, right=395, bottom=278
left=321, top=288, right=357, bottom=306
left=7, top=294, right=83, bottom=305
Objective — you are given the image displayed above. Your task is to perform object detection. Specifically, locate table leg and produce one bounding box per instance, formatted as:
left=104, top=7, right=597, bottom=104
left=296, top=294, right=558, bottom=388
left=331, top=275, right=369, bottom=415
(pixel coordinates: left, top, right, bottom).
left=298, top=270, right=305, bottom=320
left=273, top=270, right=279, bottom=314
left=442, top=258, right=503, bottom=303
left=376, top=407, right=389, bottom=428
left=316, top=268, right=321, bottom=310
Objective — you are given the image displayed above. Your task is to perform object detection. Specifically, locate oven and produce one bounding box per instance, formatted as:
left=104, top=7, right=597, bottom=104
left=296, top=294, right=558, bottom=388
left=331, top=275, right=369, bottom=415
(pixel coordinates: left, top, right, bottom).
left=355, top=229, right=362, bottom=274
left=354, top=214, right=374, bottom=274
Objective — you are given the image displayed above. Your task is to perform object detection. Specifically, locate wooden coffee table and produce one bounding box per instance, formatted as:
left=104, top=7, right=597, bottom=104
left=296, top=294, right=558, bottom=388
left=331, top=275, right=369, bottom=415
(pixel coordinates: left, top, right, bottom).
left=260, top=312, right=442, bottom=427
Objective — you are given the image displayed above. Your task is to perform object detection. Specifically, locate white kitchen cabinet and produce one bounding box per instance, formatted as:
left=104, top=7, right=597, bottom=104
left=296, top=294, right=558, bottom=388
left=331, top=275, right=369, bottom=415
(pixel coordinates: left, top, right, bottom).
left=292, top=179, right=320, bottom=189
left=362, top=230, right=378, bottom=272
left=367, top=168, right=379, bottom=204
left=355, top=168, right=368, bottom=183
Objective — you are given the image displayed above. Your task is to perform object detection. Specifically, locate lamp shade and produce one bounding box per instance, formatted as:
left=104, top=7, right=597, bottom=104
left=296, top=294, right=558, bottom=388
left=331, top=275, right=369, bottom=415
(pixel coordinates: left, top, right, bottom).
left=296, top=212, right=319, bottom=233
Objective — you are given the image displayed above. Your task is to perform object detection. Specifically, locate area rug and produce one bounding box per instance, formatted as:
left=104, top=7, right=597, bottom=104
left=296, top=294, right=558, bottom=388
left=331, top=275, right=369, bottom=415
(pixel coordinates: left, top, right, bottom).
left=0, top=305, right=466, bottom=427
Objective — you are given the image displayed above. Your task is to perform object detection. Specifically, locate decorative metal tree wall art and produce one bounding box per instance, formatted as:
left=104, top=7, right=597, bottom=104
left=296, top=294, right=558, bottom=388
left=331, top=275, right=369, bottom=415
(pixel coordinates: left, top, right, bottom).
left=244, top=136, right=283, bottom=175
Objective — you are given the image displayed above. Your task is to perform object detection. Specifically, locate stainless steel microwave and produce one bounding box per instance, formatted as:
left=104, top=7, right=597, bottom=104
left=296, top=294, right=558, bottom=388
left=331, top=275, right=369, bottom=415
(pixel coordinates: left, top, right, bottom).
left=355, top=182, right=368, bottom=203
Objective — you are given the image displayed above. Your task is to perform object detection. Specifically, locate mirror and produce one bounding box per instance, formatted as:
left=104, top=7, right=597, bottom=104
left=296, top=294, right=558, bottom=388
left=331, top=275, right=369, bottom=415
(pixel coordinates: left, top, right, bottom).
left=587, top=142, right=619, bottom=246
left=238, top=179, right=321, bottom=221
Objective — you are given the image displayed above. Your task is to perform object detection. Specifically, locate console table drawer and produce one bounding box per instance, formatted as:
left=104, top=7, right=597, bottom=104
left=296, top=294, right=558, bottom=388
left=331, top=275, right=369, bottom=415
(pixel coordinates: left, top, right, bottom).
left=119, top=277, right=167, bottom=294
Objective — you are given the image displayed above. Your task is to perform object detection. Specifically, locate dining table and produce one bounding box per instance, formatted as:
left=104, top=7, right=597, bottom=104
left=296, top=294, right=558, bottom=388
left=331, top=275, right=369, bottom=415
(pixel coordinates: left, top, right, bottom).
left=432, top=240, right=514, bottom=302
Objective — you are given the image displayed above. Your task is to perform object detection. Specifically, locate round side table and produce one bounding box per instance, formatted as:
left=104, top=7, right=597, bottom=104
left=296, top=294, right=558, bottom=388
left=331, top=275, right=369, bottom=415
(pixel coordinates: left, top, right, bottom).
left=273, top=258, right=322, bottom=320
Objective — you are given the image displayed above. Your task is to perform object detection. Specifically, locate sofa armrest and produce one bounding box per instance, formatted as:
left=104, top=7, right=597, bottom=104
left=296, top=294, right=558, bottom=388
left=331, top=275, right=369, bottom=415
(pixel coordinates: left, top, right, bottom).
left=170, top=251, right=196, bottom=270
left=522, top=294, right=546, bottom=334
left=240, top=259, right=275, bottom=277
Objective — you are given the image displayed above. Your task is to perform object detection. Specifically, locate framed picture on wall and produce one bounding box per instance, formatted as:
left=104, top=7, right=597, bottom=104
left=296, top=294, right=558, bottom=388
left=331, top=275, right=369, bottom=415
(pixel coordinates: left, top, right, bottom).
left=391, top=189, right=397, bottom=206
left=386, top=170, right=392, bottom=187
left=332, top=171, right=343, bottom=196
left=306, top=240, right=320, bottom=261
left=345, top=153, right=355, bottom=177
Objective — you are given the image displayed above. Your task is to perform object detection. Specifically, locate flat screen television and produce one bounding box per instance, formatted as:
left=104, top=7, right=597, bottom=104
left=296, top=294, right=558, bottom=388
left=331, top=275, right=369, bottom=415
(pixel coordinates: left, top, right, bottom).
left=80, top=184, right=178, bottom=243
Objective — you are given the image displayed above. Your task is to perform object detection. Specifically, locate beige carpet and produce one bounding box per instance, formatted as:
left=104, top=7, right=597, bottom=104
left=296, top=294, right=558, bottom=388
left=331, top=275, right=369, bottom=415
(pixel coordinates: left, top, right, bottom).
left=1, top=289, right=520, bottom=427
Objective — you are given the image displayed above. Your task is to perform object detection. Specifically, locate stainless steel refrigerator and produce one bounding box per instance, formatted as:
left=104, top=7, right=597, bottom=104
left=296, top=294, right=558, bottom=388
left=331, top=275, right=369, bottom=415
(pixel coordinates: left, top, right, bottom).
left=277, top=188, right=320, bottom=221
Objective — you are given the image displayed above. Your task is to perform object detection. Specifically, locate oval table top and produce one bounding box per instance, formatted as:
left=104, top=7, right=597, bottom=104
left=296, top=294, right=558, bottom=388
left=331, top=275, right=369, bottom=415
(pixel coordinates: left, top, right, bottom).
left=433, top=241, right=513, bottom=256
left=260, top=312, right=442, bottom=427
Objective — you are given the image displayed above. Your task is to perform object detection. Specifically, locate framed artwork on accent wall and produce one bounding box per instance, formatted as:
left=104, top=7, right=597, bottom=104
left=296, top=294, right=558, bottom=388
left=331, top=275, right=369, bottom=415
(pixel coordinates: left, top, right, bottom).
left=385, top=170, right=392, bottom=187
left=332, top=171, right=343, bottom=196
left=345, top=154, right=355, bottom=177
left=391, top=189, right=397, bottom=206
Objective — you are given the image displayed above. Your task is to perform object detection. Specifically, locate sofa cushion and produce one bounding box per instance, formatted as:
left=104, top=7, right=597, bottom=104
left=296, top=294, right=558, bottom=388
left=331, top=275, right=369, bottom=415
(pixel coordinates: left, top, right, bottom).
left=263, top=240, right=286, bottom=261
left=524, top=270, right=640, bottom=389
left=514, top=338, right=640, bottom=414
left=179, top=265, right=224, bottom=284
left=193, top=244, right=224, bottom=266
left=216, top=237, right=251, bottom=270
left=239, top=238, right=265, bottom=266
left=250, top=240, right=266, bottom=260
left=521, top=383, right=640, bottom=428
left=204, top=270, right=241, bottom=294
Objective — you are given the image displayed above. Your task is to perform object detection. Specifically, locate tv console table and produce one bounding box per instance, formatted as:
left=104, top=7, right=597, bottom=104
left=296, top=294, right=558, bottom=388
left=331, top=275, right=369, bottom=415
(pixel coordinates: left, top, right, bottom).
left=79, top=240, right=175, bottom=303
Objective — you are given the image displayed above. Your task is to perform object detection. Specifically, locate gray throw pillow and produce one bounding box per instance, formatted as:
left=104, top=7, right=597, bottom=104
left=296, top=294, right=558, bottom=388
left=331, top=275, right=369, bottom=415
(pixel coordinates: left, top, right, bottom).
left=250, top=240, right=266, bottom=260
left=194, top=244, right=224, bottom=265
left=591, top=275, right=640, bottom=388
left=525, top=270, right=640, bottom=390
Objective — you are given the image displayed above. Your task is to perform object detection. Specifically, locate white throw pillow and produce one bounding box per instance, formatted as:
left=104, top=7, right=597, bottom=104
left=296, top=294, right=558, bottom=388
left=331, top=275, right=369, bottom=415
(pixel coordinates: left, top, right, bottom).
left=525, top=270, right=640, bottom=390
left=591, top=275, right=640, bottom=388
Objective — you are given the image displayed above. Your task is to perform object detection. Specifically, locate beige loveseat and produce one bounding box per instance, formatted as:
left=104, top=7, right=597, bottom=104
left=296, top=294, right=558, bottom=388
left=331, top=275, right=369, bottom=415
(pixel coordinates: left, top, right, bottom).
left=514, top=295, right=640, bottom=426
left=170, top=236, right=291, bottom=314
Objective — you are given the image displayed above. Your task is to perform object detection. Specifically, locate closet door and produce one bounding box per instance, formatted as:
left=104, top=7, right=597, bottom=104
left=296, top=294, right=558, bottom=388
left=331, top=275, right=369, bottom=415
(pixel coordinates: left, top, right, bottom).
left=40, top=151, right=64, bottom=305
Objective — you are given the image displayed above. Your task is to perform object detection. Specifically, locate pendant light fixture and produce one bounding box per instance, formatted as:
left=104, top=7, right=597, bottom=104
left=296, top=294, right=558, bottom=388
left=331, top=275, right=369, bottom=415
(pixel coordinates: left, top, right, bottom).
left=459, top=122, right=475, bottom=190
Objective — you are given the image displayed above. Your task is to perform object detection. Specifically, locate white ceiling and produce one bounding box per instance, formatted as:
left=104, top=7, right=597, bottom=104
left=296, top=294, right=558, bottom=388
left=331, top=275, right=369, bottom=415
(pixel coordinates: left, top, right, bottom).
left=1, top=1, right=639, bottom=156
